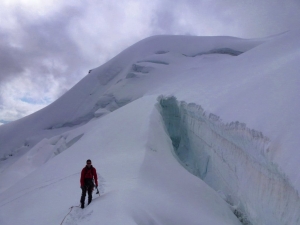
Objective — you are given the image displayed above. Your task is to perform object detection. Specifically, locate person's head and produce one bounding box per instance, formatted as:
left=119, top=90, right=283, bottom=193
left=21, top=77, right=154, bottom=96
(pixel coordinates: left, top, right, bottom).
left=86, top=159, right=92, bottom=167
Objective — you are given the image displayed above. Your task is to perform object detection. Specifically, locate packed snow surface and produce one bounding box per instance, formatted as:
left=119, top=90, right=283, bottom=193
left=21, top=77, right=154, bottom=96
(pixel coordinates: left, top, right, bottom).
left=0, top=30, right=300, bottom=225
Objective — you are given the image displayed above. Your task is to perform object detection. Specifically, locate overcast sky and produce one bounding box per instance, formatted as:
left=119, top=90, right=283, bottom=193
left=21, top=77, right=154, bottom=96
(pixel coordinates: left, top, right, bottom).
left=1, top=0, right=300, bottom=125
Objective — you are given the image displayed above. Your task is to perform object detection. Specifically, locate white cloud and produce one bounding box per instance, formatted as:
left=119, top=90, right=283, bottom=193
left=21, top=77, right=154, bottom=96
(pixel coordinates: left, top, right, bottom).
left=0, top=74, right=63, bottom=121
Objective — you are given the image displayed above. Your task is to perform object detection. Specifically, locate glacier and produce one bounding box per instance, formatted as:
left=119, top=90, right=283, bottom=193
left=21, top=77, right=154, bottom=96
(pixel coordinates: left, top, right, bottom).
left=0, top=30, right=300, bottom=225
left=158, top=96, right=300, bottom=224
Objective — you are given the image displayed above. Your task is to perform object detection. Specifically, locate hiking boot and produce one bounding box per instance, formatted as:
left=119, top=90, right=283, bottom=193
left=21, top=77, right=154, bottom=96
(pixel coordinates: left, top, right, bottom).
left=81, top=202, right=84, bottom=209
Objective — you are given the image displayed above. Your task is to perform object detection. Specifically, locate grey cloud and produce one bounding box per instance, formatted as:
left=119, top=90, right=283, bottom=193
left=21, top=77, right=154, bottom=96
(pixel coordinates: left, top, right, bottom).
left=151, top=0, right=300, bottom=38
left=0, top=3, right=99, bottom=122
left=0, top=3, right=93, bottom=94
left=0, top=32, right=26, bottom=82
left=151, top=2, right=177, bottom=34
left=150, top=0, right=237, bottom=36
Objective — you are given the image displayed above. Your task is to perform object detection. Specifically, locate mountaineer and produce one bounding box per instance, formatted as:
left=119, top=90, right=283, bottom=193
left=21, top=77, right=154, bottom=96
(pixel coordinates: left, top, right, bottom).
left=80, top=159, right=98, bottom=208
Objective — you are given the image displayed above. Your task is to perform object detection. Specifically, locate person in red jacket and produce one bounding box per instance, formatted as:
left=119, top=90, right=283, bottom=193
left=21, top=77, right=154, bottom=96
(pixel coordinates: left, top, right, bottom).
left=80, top=159, right=98, bottom=208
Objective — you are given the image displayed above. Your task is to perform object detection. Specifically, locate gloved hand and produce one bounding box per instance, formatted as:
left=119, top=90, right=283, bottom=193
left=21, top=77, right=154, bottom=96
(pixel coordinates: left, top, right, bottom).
left=96, top=185, right=98, bottom=188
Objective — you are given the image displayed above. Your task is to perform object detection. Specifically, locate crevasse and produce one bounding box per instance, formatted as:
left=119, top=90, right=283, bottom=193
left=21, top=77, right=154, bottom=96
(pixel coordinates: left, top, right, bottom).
left=158, top=96, right=300, bottom=225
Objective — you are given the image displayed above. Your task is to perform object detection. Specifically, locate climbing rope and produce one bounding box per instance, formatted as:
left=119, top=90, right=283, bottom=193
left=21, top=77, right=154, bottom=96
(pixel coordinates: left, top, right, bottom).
left=60, top=191, right=102, bottom=225
left=60, top=205, right=80, bottom=225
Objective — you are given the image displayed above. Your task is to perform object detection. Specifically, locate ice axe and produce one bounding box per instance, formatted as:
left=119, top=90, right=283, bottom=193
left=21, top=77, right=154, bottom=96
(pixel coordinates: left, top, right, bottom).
left=95, top=186, right=100, bottom=196
left=92, top=180, right=100, bottom=196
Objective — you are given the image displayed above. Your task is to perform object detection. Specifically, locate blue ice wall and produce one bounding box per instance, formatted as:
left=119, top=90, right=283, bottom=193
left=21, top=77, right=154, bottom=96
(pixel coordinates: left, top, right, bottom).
left=158, top=96, right=300, bottom=225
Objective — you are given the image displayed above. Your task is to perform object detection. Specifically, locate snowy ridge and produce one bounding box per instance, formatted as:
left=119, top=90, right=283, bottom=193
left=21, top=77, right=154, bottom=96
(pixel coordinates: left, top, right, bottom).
left=0, top=34, right=263, bottom=158
left=158, top=96, right=300, bottom=225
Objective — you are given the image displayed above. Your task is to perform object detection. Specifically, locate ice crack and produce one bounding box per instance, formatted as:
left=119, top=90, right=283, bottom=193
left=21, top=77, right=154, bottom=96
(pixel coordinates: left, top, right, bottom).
left=158, top=96, right=300, bottom=225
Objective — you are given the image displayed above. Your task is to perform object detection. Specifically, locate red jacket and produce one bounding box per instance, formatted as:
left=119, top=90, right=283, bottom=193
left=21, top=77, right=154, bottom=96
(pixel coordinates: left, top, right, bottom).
left=80, top=166, right=98, bottom=187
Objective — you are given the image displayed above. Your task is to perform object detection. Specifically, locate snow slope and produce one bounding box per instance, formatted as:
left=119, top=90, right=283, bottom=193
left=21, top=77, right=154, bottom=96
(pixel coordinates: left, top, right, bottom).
left=0, top=97, right=241, bottom=225
left=1, top=30, right=300, bottom=225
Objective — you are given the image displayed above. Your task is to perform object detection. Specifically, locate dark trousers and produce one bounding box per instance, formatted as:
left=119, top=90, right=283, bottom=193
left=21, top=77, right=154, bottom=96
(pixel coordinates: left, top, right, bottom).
left=80, top=180, right=94, bottom=205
